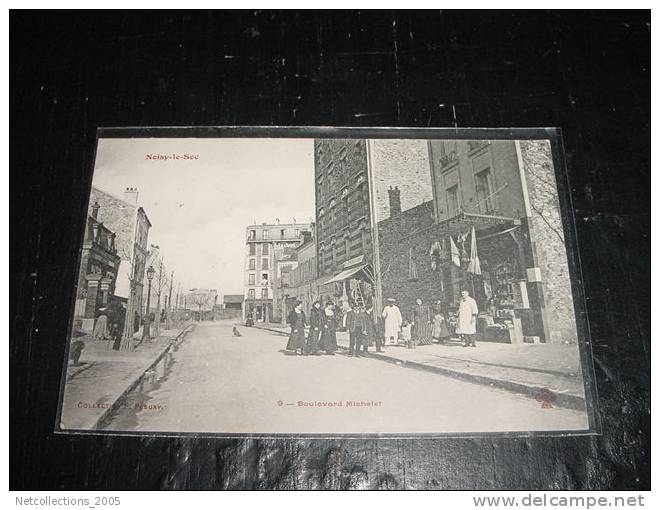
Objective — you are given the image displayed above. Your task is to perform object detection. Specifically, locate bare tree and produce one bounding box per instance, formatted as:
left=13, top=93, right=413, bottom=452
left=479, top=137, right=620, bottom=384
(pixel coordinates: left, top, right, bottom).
left=151, top=258, right=169, bottom=336
left=187, top=293, right=213, bottom=321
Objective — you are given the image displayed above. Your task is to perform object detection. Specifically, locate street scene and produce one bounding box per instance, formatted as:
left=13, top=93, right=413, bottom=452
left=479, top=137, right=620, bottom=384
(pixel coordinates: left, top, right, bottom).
left=100, top=320, right=587, bottom=434
left=58, top=135, right=592, bottom=435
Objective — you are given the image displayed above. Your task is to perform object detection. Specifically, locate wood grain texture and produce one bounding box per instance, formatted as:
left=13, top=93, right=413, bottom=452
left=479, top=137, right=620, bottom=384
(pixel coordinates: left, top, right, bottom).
left=10, top=10, right=649, bottom=490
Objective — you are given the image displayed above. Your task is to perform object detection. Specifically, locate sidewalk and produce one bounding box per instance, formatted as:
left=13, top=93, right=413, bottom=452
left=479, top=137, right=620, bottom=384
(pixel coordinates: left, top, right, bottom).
left=59, top=323, right=194, bottom=430
left=251, top=322, right=586, bottom=410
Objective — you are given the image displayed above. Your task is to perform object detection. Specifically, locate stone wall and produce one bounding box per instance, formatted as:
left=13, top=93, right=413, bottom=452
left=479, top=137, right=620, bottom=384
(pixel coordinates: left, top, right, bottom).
left=519, top=140, right=578, bottom=344
left=378, top=201, right=446, bottom=317
left=89, top=187, right=137, bottom=262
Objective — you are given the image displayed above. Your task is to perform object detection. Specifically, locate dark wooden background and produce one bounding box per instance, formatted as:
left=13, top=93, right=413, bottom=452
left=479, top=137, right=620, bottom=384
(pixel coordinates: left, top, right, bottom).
left=10, top=11, right=650, bottom=490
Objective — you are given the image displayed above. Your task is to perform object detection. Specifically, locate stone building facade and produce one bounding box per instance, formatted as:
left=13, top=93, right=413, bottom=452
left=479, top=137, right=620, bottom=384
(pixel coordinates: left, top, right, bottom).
left=271, top=248, right=298, bottom=324
left=89, top=186, right=151, bottom=340
left=74, top=201, right=122, bottom=332
left=289, top=231, right=318, bottom=316
left=517, top=140, right=578, bottom=344
left=375, top=140, right=578, bottom=344
left=243, top=221, right=312, bottom=322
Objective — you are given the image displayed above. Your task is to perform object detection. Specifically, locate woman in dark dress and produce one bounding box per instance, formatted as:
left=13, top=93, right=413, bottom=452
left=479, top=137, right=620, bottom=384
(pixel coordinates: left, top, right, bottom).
left=318, top=301, right=337, bottom=354
left=286, top=301, right=307, bottom=355
left=410, top=298, right=433, bottom=346
left=307, top=300, right=323, bottom=355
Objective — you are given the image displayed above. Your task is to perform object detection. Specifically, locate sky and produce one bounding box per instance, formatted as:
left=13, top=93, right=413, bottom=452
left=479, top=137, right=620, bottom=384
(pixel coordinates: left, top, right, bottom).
left=93, top=137, right=315, bottom=296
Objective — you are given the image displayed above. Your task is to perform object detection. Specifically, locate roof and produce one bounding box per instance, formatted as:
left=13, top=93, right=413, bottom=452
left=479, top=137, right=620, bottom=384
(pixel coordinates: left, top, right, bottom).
left=224, top=294, right=244, bottom=304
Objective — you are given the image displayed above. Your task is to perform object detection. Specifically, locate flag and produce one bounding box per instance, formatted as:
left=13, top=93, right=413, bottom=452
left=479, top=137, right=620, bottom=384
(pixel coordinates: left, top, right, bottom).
left=408, top=247, right=419, bottom=280
left=450, top=236, right=461, bottom=267
left=467, top=226, right=482, bottom=275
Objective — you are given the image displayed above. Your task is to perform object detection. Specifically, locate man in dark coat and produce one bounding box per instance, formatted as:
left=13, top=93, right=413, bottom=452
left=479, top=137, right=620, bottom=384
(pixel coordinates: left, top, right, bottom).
left=318, top=301, right=337, bottom=355
left=285, top=301, right=307, bottom=355
left=364, top=304, right=380, bottom=354
left=307, top=300, right=322, bottom=355
left=346, top=303, right=368, bottom=357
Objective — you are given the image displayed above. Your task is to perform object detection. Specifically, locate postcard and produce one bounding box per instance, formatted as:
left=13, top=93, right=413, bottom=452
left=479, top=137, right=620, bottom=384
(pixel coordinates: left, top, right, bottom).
left=56, top=128, right=598, bottom=436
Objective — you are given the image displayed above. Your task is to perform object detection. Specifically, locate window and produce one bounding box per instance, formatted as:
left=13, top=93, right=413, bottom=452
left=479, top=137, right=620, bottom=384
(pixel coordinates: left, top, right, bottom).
left=248, top=230, right=256, bottom=240
left=262, top=230, right=268, bottom=240
left=446, top=185, right=460, bottom=216
left=295, top=229, right=300, bottom=237
left=249, top=244, right=256, bottom=255
left=280, top=229, right=286, bottom=238
left=262, top=243, right=269, bottom=255
left=248, top=273, right=255, bottom=285
left=249, top=258, right=256, bottom=270
left=248, top=289, right=255, bottom=299
left=261, top=288, right=268, bottom=299
left=262, top=258, right=269, bottom=270
left=475, top=169, right=494, bottom=213
left=262, top=273, right=269, bottom=282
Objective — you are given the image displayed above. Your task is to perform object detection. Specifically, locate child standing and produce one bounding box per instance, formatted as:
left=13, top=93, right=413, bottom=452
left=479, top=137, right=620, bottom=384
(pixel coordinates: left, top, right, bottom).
left=432, top=309, right=451, bottom=344
left=400, top=319, right=413, bottom=348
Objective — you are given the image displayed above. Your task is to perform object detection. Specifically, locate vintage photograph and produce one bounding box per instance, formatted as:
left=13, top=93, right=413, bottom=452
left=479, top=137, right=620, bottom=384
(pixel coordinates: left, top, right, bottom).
left=57, top=132, right=595, bottom=436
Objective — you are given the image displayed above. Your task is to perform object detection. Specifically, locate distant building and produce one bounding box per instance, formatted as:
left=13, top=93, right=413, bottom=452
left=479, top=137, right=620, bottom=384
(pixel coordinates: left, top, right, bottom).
left=223, top=294, right=244, bottom=311
left=271, top=248, right=298, bottom=324
left=183, top=288, right=219, bottom=321
left=243, top=221, right=312, bottom=322
left=73, top=201, right=122, bottom=332
left=89, top=186, right=151, bottom=340
left=213, top=294, right=243, bottom=321
left=289, top=229, right=317, bottom=315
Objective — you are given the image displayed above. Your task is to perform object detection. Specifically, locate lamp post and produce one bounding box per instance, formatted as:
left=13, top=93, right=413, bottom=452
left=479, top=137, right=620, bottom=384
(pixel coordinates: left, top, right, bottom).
left=142, top=264, right=155, bottom=341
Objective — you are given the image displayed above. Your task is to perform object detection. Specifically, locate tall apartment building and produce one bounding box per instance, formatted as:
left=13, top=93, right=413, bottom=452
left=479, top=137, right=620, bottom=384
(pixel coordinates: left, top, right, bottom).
left=314, top=139, right=374, bottom=306
left=243, top=221, right=312, bottom=322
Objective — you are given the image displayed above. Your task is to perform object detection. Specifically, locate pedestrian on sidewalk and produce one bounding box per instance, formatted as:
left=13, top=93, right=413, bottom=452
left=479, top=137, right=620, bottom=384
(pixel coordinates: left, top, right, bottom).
left=285, top=301, right=307, bottom=355
left=91, top=310, right=109, bottom=341
left=431, top=300, right=451, bottom=344
left=410, top=298, right=433, bottom=346
left=400, top=320, right=413, bottom=348
left=364, top=304, right=379, bottom=353
left=346, top=303, right=368, bottom=357
left=457, top=290, right=479, bottom=347
left=307, top=300, right=322, bottom=355
left=382, top=298, right=402, bottom=346
left=318, top=301, right=338, bottom=355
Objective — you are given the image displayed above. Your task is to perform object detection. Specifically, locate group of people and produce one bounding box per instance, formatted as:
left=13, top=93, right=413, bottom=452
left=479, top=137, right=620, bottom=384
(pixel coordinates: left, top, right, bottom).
left=285, top=289, right=480, bottom=355
left=286, top=300, right=340, bottom=355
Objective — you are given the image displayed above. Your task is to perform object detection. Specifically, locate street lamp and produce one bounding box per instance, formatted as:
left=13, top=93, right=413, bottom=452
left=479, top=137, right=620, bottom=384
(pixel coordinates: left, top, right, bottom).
left=143, top=265, right=155, bottom=340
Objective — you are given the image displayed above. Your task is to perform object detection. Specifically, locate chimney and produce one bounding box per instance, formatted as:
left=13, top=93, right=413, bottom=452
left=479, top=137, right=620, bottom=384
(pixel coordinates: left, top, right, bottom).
left=90, top=201, right=100, bottom=219
left=388, top=186, right=401, bottom=217
left=124, top=186, right=139, bottom=205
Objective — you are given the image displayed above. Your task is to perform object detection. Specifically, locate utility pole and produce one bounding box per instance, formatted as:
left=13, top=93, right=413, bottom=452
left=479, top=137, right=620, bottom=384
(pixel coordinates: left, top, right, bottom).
left=167, top=271, right=174, bottom=329
left=154, top=262, right=163, bottom=336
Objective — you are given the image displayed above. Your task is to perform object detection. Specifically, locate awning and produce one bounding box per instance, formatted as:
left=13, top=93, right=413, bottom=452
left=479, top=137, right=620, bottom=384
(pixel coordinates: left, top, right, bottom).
left=324, top=263, right=369, bottom=284
left=399, top=211, right=519, bottom=243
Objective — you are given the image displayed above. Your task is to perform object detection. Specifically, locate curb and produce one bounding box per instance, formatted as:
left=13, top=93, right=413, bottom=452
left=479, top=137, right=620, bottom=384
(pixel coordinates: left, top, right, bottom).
left=252, top=324, right=586, bottom=412
left=93, top=323, right=195, bottom=430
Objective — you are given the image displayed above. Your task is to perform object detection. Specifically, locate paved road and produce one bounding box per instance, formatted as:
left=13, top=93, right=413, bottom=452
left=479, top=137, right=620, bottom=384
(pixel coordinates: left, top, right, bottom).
left=104, top=320, right=589, bottom=434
